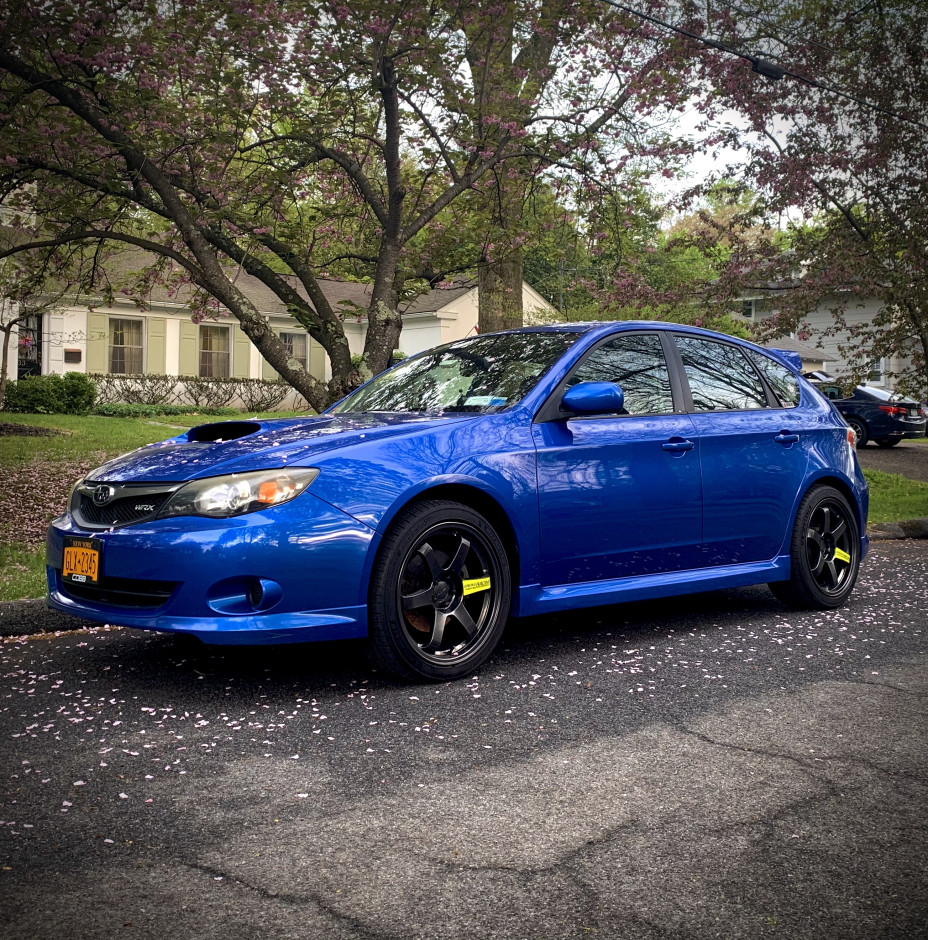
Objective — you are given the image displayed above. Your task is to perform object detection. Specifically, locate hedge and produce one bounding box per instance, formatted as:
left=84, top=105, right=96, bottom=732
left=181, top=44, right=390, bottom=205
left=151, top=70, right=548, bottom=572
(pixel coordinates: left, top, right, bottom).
left=90, top=373, right=297, bottom=411
left=3, top=372, right=97, bottom=415
left=91, top=403, right=240, bottom=418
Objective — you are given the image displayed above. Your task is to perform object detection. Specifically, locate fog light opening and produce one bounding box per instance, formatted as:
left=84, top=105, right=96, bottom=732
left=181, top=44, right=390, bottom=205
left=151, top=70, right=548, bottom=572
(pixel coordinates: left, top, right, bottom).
left=206, top=577, right=284, bottom=615
left=248, top=579, right=265, bottom=609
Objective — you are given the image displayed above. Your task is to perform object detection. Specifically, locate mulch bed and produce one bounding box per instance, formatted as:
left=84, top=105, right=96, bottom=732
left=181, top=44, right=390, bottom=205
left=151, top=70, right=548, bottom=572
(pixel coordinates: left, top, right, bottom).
left=0, top=422, right=63, bottom=437
left=0, top=454, right=106, bottom=548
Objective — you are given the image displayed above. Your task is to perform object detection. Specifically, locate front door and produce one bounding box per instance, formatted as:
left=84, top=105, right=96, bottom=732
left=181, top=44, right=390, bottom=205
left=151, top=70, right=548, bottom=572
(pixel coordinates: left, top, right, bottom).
left=534, top=332, right=703, bottom=586
left=17, top=312, right=42, bottom=379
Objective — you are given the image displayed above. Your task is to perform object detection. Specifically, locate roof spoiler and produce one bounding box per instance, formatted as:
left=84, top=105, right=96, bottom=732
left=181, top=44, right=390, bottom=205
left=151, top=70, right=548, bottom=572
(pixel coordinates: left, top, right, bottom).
left=768, top=348, right=803, bottom=372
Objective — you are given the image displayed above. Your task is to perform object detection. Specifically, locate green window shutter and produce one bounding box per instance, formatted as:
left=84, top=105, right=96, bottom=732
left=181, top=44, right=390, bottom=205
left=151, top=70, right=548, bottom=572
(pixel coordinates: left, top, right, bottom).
left=146, top=317, right=167, bottom=374
left=178, top=321, right=198, bottom=376
left=86, top=312, right=109, bottom=373
left=233, top=326, right=251, bottom=378
left=309, top=338, right=325, bottom=379
left=262, top=329, right=280, bottom=381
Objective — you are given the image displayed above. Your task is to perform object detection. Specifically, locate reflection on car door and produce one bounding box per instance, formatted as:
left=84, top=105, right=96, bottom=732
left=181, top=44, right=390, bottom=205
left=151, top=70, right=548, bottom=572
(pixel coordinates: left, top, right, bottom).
left=534, top=332, right=703, bottom=585
left=673, top=335, right=809, bottom=565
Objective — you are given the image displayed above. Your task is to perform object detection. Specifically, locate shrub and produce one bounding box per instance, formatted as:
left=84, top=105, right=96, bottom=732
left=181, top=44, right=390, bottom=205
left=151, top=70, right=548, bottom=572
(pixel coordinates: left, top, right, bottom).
left=90, top=372, right=176, bottom=405
left=236, top=378, right=291, bottom=412
left=61, top=372, right=98, bottom=414
left=92, top=403, right=239, bottom=418
left=3, top=372, right=96, bottom=415
left=88, top=371, right=303, bottom=411
left=176, top=375, right=239, bottom=408
left=3, top=374, right=61, bottom=413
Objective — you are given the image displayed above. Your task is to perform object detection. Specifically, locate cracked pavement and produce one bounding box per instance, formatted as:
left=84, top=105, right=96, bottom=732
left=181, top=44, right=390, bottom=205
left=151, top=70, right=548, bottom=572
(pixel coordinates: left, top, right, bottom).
left=1, top=540, right=926, bottom=939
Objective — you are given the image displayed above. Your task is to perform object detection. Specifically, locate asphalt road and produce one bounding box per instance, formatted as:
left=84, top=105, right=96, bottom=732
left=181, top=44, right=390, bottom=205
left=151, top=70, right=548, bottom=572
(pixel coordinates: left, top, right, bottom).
left=855, top=439, right=928, bottom=482
left=2, top=540, right=927, bottom=940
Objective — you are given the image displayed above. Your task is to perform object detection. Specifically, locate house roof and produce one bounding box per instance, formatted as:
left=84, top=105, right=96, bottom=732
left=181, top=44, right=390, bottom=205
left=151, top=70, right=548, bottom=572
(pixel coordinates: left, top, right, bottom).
left=59, top=248, right=476, bottom=320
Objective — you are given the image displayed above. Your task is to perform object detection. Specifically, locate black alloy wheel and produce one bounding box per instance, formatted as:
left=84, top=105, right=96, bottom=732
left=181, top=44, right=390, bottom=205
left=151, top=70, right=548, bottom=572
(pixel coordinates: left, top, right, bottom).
left=770, top=485, right=861, bottom=610
left=845, top=416, right=868, bottom=447
left=368, top=500, right=511, bottom=681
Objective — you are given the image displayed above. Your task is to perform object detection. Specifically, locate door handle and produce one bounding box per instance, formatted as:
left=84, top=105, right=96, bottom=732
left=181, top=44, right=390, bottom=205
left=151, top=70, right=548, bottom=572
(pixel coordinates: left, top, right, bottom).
left=662, top=438, right=695, bottom=453
left=775, top=431, right=800, bottom=445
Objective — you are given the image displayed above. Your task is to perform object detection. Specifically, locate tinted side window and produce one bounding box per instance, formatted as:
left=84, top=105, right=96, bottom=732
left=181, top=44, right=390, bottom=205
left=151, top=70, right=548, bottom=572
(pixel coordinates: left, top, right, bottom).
left=571, top=333, right=673, bottom=415
left=675, top=336, right=767, bottom=411
left=747, top=350, right=801, bottom=408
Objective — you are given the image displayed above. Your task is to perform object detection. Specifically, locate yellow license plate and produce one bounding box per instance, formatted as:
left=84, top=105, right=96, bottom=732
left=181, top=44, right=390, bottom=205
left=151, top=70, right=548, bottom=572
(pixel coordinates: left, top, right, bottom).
left=62, top=538, right=101, bottom=583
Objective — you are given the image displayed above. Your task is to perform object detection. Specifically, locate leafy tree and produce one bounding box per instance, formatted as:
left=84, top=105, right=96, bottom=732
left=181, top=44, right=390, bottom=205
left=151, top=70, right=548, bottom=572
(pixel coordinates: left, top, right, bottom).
left=687, top=0, right=928, bottom=394
left=0, top=0, right=702, bottom=406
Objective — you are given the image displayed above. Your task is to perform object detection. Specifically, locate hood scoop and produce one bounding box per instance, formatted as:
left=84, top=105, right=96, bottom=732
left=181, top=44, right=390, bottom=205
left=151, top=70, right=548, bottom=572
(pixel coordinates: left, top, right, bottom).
left=185, top=421, right=262, bottom=443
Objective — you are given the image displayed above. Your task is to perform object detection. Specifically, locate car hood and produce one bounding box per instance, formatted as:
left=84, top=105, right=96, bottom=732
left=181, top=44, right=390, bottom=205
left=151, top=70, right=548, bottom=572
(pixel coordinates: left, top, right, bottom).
left=87, top=413, right=474, bottom=483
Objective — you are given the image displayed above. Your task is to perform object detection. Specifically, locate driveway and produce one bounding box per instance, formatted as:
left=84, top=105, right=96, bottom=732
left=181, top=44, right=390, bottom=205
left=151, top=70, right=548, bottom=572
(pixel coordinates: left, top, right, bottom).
left=1, top=540, right=926, bottom=939
left=855, top=439, right=928, bottom=481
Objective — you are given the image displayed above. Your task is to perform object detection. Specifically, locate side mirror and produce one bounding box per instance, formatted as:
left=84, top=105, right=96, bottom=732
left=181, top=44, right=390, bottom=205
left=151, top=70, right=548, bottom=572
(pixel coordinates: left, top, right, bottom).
left=561, top=381, right=625, bottom=416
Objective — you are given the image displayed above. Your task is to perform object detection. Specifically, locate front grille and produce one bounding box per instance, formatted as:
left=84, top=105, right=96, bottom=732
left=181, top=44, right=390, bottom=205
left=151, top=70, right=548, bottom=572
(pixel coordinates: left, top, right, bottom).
left=61, top=573, right=180, bottom=609
left=78, top=492, right=171, bottom=527
left=73, top=482, right=179, bottom=530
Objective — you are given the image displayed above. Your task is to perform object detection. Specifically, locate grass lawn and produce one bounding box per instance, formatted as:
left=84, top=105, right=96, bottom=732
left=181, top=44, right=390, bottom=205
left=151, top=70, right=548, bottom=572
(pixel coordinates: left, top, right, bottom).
left=0, top=410, right=309, bottom=466
left=1, top=413, right=926, bottom=602
left=0, top=411, right=309, bottom=602
left=862, top=468, right=928, bottom=523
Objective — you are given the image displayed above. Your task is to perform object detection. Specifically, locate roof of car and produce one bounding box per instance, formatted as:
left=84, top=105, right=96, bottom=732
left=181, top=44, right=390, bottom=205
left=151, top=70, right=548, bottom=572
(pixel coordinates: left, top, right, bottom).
left=495, top=320, right=706, bottom=334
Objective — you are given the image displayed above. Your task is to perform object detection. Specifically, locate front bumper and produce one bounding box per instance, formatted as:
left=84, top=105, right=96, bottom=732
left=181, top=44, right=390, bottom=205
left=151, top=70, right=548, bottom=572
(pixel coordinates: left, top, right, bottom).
left=46, top=493, right=376, bottom=645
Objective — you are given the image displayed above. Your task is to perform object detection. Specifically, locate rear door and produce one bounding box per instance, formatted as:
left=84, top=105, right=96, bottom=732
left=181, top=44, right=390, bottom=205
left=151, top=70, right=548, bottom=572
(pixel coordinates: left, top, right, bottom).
left=671, top=335, right=809, bottom=565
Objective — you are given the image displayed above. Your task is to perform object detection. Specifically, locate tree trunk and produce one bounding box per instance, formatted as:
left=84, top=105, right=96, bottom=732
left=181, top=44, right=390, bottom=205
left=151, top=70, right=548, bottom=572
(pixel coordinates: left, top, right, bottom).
left=478, top=249, right=524, bottom=333
left=910, top=303, right=928, bottom=398
left=0, top=323, right=12, bottom=410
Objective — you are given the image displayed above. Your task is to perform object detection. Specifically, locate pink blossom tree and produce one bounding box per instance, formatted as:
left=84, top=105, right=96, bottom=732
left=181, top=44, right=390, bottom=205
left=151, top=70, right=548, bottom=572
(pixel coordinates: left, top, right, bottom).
left=682, top=0, right=928, bottom=394
left=0, top=0, right=701, bottom=407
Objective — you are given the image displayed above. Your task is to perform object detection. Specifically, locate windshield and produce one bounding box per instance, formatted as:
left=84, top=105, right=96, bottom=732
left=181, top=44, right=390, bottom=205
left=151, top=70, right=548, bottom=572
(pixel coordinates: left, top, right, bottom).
left=332, top=331, right=578, bottom=415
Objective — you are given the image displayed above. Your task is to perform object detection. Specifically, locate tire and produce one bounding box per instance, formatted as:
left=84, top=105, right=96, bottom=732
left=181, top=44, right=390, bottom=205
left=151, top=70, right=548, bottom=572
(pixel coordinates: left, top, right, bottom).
left=876, top=438, right=901, bottom=448
left=845, top=416, right=868, bottom=447
left=367, top=500, right=511, bottom=681
left=769, top=485, right=861, bottom=610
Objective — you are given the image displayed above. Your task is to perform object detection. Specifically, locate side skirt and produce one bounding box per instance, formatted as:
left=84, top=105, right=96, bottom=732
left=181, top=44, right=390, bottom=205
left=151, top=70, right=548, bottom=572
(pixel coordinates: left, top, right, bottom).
left=515, top=556, right=791, bottom=618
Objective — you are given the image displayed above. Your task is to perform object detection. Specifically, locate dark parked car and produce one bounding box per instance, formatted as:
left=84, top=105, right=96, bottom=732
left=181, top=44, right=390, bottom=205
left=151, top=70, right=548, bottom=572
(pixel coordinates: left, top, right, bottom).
left=809, top=378, right=927, bottom=447
left=47, top=323, right=869, bottom=681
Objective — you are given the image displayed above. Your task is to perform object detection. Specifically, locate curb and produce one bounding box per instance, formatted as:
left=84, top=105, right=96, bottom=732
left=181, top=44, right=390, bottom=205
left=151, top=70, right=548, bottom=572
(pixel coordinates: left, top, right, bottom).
left=868, top=517, right=928, bottom=540
left=2, top=520, right=926, bottom=639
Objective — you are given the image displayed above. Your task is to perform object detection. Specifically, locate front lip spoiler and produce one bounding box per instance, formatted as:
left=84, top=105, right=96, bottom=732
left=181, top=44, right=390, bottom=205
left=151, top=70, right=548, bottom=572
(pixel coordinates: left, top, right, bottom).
left=46, top=582, right=368, bottom=645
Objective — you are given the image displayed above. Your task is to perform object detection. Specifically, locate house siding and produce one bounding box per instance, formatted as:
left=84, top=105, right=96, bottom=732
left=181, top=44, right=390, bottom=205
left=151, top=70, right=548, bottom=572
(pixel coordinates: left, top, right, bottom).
left=758, top=294, right=917, bottom=388
left=24, top=279, right=555, bottom=405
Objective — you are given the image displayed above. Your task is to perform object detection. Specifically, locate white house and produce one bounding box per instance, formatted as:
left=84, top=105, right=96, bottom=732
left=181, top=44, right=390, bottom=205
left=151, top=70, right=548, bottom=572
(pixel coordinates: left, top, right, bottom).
left=741, top=293, right=919, bottom=389
left=9, top=271, right=555, bottom=394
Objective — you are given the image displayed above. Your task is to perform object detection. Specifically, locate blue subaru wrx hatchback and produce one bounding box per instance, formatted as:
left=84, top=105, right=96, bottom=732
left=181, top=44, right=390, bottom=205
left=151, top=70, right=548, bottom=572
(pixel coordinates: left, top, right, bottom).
left=47, top=322, right=869, bottom=680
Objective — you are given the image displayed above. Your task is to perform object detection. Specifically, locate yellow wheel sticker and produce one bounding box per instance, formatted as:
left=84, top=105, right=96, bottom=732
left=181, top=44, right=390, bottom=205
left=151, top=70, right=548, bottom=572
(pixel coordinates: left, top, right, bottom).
left=833, top=548, right=851, bottom=563
left=462, top=577, right=491, bottom=596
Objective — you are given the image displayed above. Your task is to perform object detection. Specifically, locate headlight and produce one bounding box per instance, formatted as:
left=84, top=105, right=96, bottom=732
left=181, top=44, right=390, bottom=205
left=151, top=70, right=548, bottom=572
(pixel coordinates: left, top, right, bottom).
left=158, top=468, right=319, bottom=519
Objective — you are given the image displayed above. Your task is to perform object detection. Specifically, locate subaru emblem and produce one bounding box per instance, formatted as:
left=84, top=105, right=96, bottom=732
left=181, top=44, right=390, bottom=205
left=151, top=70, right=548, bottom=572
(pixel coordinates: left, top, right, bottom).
left=93, top=485, right=115, bottom=506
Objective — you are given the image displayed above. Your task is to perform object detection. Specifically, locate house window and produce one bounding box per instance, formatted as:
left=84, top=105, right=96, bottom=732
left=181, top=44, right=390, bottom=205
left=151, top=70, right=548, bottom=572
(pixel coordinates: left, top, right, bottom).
left=867, top=358, right=886, bottom=385
left=740, top=299, right=755, bottom=319
left=281, top=331, right=308, bottom=370
left=109, top=318, right=144, bottom=374
left=199, top=325, right=230, bottom=377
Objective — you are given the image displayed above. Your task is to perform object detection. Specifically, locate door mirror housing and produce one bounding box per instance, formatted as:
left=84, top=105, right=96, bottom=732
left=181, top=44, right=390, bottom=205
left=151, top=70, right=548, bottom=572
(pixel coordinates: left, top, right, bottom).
left=561, top=381, right=625, bottom=416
